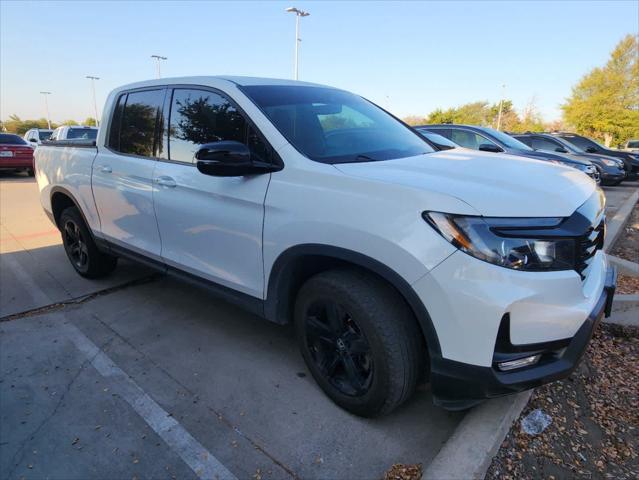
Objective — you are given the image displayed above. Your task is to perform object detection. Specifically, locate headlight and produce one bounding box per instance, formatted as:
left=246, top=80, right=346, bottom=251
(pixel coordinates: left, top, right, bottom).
left=423, top=212, right=575, bottom=271
left=602, top=159, right=617, bottom=166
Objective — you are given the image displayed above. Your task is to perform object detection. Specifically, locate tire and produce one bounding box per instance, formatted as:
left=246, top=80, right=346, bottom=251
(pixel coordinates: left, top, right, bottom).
left=59, top=206, right=117, bottom=278
left=294, top=268, right=424, bottom=417
left=27, top=168, right=34, bottom=177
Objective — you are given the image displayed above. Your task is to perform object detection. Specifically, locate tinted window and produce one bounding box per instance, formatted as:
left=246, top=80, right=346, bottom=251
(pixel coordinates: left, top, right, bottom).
left=0, top=134, right=27, bottom=145
left=119, top=89, right=164, bottom=157
left=559, top=135, right=601, bottom=151
left=242, top=85, right=433, bottom=163
left=38, top=131, right=52, bottom=141
left=479, top=128, right=532, bottom=150
left=418, top=130, right=457, bottom=150
left=531, top=137, right=563, bottom=152
left=628, top=140, right=639, bottom=148
left=450, top=129, right=495, bottom=150
left=67, top=128, right=98, bottom=140
left=108, top=94, right=126, bottom=150
left=514, top=136, right=533, bottom=147
left=169, top=89, right=246, bottom=163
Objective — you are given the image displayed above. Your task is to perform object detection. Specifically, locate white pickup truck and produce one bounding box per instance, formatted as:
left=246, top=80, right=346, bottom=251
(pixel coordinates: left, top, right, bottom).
left=35, top=76, right=616, bottom=417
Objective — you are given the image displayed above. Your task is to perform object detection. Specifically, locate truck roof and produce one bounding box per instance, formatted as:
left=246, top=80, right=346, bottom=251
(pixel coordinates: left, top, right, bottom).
left=113, top=75, right=330, bottom=92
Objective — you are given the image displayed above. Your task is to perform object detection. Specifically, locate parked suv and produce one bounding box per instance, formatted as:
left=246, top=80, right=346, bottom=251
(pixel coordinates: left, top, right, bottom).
left=35, top=77, right=616, bottom=416
left=512, top=133, right=626, bottom=186
left=552, top=132, right=639, bottom=178
left=418, top=125, right=599, bottom=182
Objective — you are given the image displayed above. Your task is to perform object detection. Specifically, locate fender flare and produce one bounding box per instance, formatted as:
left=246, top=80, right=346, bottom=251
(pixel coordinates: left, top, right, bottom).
left=265, top=244, right=442, bottom=356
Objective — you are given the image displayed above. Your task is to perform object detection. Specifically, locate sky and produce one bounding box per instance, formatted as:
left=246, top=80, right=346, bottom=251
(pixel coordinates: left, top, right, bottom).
left=1, top=0, right=637, bottom=124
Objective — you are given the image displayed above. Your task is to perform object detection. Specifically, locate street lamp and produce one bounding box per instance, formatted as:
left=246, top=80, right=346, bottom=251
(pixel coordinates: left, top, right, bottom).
left=150, top=55, right=167, bottom=79
left=86, top=76, right=100, bottom=127
left=285, top=7, right=310, bottom=80
left=40, top=92, right=52, bottom=129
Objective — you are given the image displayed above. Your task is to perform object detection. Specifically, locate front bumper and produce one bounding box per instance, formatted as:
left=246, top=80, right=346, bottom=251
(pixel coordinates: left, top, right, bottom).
left=429, top=266, right=616, bottom=410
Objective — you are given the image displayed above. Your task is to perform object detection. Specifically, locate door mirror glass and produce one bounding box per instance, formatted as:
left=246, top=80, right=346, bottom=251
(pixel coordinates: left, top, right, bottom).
left=196, top=141, right=272, bottom=177
left=478, top=143, right=502, bottom=153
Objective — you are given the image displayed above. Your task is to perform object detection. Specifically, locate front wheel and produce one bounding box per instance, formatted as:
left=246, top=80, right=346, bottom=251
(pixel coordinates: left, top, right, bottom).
left=294, top=269, right=424, bottom=417
left=60, top=206, right=117, bottom=278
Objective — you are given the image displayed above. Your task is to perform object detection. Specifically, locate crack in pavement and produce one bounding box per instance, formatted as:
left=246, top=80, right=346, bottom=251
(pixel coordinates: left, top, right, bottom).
left=0, top=274, right=162, bottom=323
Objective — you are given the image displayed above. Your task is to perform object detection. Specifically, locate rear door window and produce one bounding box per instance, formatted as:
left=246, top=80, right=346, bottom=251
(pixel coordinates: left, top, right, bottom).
left=118, top=89, right=165, bottom=157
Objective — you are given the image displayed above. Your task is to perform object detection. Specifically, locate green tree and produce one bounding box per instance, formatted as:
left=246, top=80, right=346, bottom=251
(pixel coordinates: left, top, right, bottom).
left=83, top=117, right=97, bottom=127
left=61, top=119, right=79, bottom=126
left=562, top=34, right=639, bottom=147
left=1, top=115, right=54, bottom=135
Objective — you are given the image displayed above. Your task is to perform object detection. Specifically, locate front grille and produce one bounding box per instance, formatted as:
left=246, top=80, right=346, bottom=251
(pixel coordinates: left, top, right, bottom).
left=576, top=218, right=605, bottom=279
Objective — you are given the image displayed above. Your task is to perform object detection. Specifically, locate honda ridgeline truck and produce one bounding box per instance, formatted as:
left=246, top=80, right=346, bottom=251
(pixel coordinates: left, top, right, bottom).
left=35, top=77, right=616, bottom=417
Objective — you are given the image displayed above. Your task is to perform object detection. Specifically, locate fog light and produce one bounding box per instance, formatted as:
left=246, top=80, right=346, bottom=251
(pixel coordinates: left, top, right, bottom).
left=497, top=354, right=541, bottom=371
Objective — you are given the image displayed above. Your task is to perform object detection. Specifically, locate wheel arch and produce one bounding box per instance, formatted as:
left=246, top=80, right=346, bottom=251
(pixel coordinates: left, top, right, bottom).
left=265, top=244, right=442, bottom=357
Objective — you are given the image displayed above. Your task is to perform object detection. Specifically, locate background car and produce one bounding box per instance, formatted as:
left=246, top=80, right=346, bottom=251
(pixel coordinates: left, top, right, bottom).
left=49, top=125, right=98, bottom=141
left=512, top=133, right=626, bottom=186
left=416, top=129, right=458, bottom=150
left=23, top=128, right=53, bottom=147
left=623, top=139, right=639, bottom=152
left=418, top=124, right=600, bottom=182
left=0, top=133, right=35, bottom=176
left=551, top=132, right=639, bottom=178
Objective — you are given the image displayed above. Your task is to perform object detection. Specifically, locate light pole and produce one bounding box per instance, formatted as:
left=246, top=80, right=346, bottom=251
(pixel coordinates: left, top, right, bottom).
left=496, top=83, right=506, bottom=131
left=285, top=7, right=310, bottom=80
left=150, top=55, right=167, bottom=79
left=86, top=76, right=100, bottom=127
left=40, top=92, right=52, bottom=129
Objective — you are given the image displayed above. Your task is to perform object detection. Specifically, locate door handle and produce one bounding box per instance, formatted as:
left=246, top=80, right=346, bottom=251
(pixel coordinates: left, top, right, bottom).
left=99, top=165, right=112, bottom=173
left=154, top=176, right=177, bottom=188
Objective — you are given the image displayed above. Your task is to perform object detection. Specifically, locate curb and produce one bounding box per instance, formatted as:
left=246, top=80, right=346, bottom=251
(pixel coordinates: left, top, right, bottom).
left=604, top=188, right=639, bottom=252
left=605, top=294, right=639, bottom=327
left=422, top=391, right=531, bottom=480
left=607, top=255, right=639, bottom=277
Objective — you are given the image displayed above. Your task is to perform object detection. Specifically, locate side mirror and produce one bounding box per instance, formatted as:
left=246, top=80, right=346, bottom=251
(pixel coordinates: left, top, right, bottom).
left=585, top=147, right=597, bottom=153
left=29, top=138, right=37, bottom=143
left=478, top=143, right=502, bottom=153
left=195, top=141, right=276, bottom=177
left=554, top=147, right=568, bottom=153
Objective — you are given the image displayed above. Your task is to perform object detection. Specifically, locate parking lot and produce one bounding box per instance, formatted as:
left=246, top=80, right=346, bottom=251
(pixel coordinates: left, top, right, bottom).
left=1, top=172, right=637, bottom=480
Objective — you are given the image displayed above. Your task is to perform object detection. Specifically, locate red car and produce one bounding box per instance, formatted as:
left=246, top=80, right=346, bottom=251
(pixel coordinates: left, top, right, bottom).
left=0, top=133, right=35, bottom=176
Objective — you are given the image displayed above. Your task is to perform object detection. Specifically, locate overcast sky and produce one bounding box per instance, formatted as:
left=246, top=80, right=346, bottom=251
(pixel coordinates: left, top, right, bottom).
left=1, top=0, right=637, bottom=124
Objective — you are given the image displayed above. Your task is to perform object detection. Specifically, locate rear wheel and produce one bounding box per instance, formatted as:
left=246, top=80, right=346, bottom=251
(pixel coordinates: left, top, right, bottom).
left=60, top=206, right=117, bottom=278
left=26, top=168, right=34, bottom=177
left=294, top=269, right=424, bottom=417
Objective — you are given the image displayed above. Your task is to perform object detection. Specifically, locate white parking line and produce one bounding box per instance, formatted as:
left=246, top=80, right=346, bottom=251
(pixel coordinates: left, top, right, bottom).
left=61, top=320, right=238, bottom=480
left=4, top=249, right=238, bottom=480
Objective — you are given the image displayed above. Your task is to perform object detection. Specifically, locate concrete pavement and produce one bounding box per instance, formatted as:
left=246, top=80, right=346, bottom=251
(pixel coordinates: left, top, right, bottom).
left=0, top=172, right=462, bottom=479
left=1, top=172, right=637, bottom=479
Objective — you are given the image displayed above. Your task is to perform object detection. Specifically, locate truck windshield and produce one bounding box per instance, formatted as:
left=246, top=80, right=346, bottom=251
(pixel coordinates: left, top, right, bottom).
left=68, top=128, right=97, bottom=140
left=241, top=85, right=434, bottom=164
left=38, top=131, right=53, bottom=141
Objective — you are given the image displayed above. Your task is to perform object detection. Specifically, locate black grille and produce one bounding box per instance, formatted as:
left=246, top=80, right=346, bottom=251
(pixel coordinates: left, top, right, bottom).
left=576, top=218, right=605, bottom=279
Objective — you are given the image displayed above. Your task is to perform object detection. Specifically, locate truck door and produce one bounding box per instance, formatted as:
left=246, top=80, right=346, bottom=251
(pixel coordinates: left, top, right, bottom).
left=152, top=87, right=272, bottom=298
left=92, top=88, right=165, bottom=261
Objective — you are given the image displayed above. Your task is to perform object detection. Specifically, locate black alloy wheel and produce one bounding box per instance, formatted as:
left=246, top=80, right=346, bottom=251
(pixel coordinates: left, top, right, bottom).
left=63, top=219, right=89, bottom=271
left=304, top=300, right=373, bottom=396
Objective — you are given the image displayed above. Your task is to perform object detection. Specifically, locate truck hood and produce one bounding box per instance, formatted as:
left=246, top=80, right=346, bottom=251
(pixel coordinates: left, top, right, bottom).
left=335, top=150, right=596, bottom=217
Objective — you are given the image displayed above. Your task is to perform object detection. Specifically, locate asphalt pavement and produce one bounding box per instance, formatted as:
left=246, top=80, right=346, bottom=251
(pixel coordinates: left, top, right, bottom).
left=0, top=172, right=466, bottom=479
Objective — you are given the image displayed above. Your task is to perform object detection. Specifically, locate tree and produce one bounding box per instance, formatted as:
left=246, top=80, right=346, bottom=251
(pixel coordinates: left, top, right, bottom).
left=562, top=34, right=639, bottom=147
left=83, top=117, right=97, bottom=127
left=61, top=119, right=79, bottom=126
left=1, top=115, right=55, bottom=135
